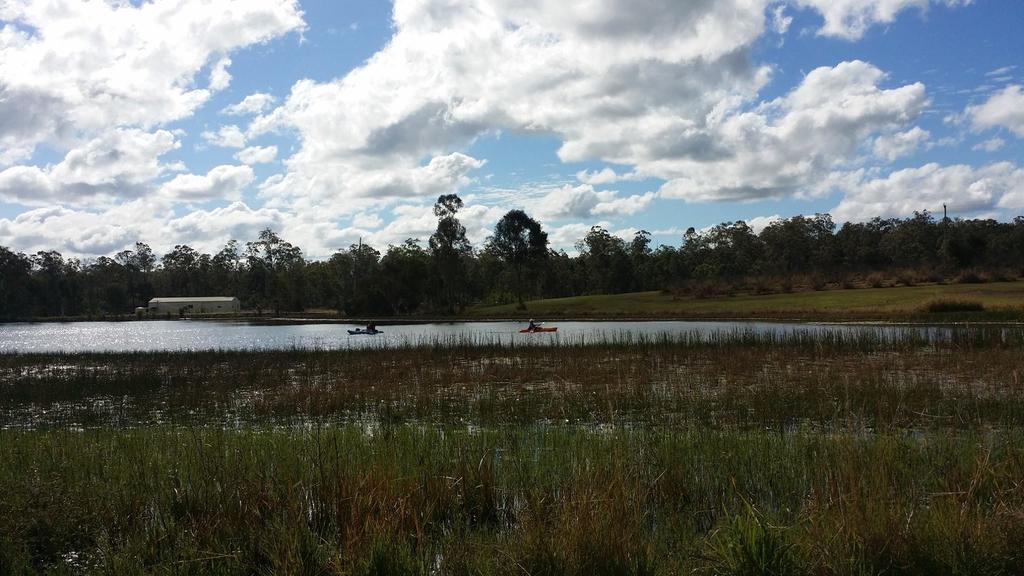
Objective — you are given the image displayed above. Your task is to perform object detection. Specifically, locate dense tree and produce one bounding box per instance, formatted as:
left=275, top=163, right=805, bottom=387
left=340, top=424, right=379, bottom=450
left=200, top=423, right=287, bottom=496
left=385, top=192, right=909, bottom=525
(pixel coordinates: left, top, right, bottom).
left=487, top=210, right=548, bottom=306
left=760, top=214, right=836, bottom=274
left=2, top=211, right=1023, bottom=320
left=0, top=247, right=33, bottom=320
left=211, top=240, right=242, bottom=297
left=429, top=194, right=472, bottom=313
left=680, top=221, right=764, bottom=278
left=881, top=211, right=939, bottom=268
left=380, top=240, right=431, bottom=314
left=835, top=218, right=893, bottom=271
left=245, top=229, right=305, bottom=315
left=628, top=230, right=654, bottom=290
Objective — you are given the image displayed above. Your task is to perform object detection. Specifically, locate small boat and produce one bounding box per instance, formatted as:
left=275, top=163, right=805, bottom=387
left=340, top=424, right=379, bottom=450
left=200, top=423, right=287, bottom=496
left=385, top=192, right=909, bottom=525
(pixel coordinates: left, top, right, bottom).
left=348, top=328, right=382, bottom=335
left=519, top=327, right=558, bottom=333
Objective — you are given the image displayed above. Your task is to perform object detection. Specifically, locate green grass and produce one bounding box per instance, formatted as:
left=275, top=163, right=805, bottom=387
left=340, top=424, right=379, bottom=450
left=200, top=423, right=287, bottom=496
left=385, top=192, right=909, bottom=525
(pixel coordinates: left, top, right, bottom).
left=2, top=427, right=1023, bottom=574
left=3, top=328, right=1022, bottom=430
left=3, top=331, right=1024, bottom=573
left=469, top=280, right=1024, bottom=320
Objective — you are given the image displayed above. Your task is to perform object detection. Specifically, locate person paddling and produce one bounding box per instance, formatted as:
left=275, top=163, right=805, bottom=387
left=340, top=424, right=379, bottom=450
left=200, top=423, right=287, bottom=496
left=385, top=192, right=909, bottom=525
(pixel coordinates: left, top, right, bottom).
left=527, top=319, right=540, bottom=332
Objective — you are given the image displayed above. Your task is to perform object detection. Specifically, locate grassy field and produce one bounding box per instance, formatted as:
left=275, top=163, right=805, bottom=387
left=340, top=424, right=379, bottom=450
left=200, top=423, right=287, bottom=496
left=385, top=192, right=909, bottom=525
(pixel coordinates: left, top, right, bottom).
left=2, top=329, right=1024, bottom=574
left=470, top=280, right=1024, bottom=321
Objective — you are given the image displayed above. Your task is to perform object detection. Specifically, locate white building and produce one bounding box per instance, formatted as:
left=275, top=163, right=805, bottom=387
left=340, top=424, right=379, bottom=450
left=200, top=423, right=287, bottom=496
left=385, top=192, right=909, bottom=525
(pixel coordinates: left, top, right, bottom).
left=148, top=297, right=240, bottom=315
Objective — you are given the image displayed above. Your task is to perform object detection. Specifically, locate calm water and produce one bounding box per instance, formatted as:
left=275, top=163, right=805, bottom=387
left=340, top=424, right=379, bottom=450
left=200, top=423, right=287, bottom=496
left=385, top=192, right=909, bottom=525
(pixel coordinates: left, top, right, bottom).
left=0, top=320, right=949, bottom=353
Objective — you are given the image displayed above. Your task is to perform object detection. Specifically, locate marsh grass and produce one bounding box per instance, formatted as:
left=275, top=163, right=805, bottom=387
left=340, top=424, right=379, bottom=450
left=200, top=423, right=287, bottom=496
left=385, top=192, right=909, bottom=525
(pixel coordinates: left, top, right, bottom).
left=1, top=427, right=1023, bottom=574
left=2, top=329, right=1024, bottom=573
left=2, top=327, right=1023, bottom=431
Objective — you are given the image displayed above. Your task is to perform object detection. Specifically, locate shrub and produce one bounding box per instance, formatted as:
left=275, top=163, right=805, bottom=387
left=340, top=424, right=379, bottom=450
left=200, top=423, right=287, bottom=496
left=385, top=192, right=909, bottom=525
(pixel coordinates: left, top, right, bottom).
left=896, top=272, right=916, bottom=287
left=706, top=506, right=798, bottom=576
left=867, top=273, right=887, bottom=289
left=353, top=538, right=423, bottom=576
left=752, top=279, right=774, bottom=296
left=988, top=269, right=1016, bottom=283
left=956, top=270, right=988, bottom=284
left=922, top=299, right=985, bottom=314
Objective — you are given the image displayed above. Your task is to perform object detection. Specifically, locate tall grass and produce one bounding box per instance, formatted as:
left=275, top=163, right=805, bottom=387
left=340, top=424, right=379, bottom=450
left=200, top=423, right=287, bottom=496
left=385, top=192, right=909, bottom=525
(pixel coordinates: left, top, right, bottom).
left=1, top=329, right=1023, bottom=573
left=0, top=427, right=1022, bottom=574
left=2, top=328, right=1022, bottom=430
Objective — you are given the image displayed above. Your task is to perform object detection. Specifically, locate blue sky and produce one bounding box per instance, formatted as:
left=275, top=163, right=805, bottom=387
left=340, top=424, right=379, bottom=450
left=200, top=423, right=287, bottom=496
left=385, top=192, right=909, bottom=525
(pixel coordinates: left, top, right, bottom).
left=0, top=0, right=1022, bottom=258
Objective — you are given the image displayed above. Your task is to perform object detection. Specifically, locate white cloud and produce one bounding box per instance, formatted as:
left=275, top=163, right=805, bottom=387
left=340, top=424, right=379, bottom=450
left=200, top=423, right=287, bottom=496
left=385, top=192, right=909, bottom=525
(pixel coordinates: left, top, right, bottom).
left=259, top=151, right=486, bottom=217
left=0, top=198, right=292, bottom=257
left=832, top=162, right=1024, bottom=221
left=165, top=201, right=285, bottom=247
left=209, top=57, right=233, bottom=92
left=966, top=85, right=1024, bottom=137
left=202, top=125, right=247, bottom=149
left=873, top=126, right=930, bottom=160
left=746, top=214, right=784, bottom=234
left=658, top=60, right=926, bottom=201
left=770, top=5, right=793, bottom=35
left=352, top=212, right=384, bottom=229
left=985, top=66, right=1016, bottom=78
left=534, top=185, right=604, bottom=219
left=252, top=0, right=776, bottom=214
left=972, top=138, right=1005, bottom=153
left=236, top=145, right=279, bottom=165
left=222, top=93, right=278, bottom=116
left=575, top=167, right=642, bottom=185
left=159, top=165, right=255, bottom=202
left=793, top=0, right=972, bottom=40
left=0, top=0, right=997, bottom=259
left=254, top=1, right=939, bottom=218
left=0, top=205, right=136, bottom=256
left=591, top=192, right=657, bottom=216
left=547, top=222, right=611, bottom=251
left=577, top=168, right=619, bottom=185
left=0, top=129, right=178, bottom=206
left=0, top=0, right=304, bottom=160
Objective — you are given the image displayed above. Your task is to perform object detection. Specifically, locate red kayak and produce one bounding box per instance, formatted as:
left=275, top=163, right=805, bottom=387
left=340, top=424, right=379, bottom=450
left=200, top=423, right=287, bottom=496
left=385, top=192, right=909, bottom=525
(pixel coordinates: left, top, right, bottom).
left=520, top=327, right=558, bottom=333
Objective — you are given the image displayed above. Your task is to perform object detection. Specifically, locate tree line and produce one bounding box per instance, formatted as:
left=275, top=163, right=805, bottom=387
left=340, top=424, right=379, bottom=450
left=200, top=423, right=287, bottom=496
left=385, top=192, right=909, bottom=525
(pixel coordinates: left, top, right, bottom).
left=2, top=195, right=1023, bottom=320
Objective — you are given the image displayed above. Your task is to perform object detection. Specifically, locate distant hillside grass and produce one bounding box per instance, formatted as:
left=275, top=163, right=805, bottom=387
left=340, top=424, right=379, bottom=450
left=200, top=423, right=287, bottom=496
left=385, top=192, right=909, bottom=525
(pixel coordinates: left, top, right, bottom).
left=469, top=280, right=1024, bottom=321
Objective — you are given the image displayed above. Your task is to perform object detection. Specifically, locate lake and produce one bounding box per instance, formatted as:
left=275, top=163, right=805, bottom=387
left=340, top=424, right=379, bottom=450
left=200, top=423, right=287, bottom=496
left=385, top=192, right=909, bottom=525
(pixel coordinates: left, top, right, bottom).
left=0, top=319, right=958, bottom=353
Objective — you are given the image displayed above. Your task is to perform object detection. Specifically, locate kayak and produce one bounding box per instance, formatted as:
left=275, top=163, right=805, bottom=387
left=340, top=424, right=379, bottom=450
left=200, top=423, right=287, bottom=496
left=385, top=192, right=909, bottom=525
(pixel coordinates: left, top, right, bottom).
left=348, top=329, right=382, bottom=335
left=519, top=327, right=558, bottom=333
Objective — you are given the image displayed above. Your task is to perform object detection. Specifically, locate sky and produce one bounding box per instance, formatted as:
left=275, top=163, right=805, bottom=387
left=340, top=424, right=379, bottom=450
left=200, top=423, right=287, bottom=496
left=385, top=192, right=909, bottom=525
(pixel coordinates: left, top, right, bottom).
left=0, top=0, right=1022, bottom=259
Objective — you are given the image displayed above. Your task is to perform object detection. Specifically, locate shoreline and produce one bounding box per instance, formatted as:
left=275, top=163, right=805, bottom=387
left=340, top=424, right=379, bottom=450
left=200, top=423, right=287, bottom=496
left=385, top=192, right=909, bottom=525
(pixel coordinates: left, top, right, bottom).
left=5, top=313, right=1024, bottom=326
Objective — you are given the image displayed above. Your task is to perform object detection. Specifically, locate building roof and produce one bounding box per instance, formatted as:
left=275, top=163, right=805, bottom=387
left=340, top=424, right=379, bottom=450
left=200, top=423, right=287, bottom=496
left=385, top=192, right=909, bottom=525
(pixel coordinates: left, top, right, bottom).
left=149, top=297, right=238, bottom=304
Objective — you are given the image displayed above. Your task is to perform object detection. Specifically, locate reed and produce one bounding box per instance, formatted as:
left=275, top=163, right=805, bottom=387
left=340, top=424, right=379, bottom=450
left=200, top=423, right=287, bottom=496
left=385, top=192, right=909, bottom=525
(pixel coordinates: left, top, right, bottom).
left=1, top=427, right=1023, bottom=574
left=1, top=329, right=1023, bottom=573
left=2, top=328, right=1022, bottom=431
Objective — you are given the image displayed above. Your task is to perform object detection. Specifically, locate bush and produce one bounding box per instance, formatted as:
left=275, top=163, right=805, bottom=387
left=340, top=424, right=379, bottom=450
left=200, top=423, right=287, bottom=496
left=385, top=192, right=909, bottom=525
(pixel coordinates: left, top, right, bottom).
left=354, top=538, right=423, bottom=576
left=922, top=299, right=985, bottom=313
left=752, top=279, right=775, bottom=296
left=956, top=270, right=989, bottom=284
left=867, top=273, right=887, bottom=289
left=988, top=269, right=1016, bottom=283
left=896, top=272, right=916, bottom=287
left=706, top=506, right=798, bottom=576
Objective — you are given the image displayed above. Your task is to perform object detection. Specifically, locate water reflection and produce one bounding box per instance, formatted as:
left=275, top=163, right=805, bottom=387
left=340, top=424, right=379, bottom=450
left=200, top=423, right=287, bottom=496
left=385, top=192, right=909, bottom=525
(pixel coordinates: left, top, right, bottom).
left=0, top=319, right=960, bottom=353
